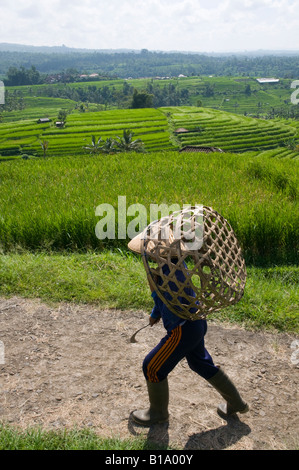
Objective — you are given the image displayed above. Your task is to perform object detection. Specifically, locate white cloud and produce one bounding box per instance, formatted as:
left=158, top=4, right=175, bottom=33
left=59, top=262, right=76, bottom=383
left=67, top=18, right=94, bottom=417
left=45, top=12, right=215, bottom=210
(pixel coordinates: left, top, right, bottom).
left=0, top=0, right=298, bottom=51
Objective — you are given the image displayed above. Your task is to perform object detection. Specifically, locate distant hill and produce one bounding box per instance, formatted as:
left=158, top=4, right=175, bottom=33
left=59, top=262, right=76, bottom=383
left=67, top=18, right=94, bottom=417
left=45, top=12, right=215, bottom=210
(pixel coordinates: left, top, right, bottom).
left=0, top=43, right=138, bottom=54
left=0, top=43, right=299, bottom=56
left=1, top=44, right=299, bottom=79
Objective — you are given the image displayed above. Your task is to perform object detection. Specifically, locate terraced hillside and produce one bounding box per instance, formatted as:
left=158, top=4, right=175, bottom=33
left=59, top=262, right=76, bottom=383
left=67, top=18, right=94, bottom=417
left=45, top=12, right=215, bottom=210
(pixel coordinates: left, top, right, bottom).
left=246, top=148, right=299, bottom=161
left=0, top=108, right=174, bottom=159
left=1, top=105, right=299, bottom=159
left=0, top=96, right=76, bottom=123
left=163, top=106, right=298, bottom=153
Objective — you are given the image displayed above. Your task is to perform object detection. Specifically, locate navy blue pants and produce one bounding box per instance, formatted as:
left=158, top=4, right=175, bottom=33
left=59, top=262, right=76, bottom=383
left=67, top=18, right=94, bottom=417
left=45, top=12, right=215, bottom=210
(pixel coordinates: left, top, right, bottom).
left=143, top=320, right=218, bottom=383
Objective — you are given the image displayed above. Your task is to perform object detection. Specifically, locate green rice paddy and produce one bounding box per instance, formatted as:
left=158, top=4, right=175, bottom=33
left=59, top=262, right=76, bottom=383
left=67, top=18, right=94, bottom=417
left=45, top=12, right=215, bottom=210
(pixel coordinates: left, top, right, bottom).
left=1, top=104, right=299, bottom=159
left=1, top=75, right=297, bottom=159
left=163, top=106, right=299, bottom=154
left=0, top=150, right=297, bottom=266
left=0, top=108, right=174, bottom=158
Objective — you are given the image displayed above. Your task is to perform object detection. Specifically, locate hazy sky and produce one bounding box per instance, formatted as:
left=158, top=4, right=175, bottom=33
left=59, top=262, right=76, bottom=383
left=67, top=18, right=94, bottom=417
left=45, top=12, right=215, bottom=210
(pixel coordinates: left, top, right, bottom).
left=1, top=0, right=298, bottom=52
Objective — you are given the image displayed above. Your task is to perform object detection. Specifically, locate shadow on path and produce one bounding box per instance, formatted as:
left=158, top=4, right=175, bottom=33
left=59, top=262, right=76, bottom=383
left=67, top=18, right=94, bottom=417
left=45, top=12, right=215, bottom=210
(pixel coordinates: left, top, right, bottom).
left=128, top=413, right=251, bottom=450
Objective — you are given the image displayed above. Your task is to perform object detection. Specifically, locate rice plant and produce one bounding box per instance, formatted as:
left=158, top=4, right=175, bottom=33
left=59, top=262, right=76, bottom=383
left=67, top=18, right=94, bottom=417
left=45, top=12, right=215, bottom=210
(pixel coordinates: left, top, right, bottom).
left=0, top=151, right=297, bottom=265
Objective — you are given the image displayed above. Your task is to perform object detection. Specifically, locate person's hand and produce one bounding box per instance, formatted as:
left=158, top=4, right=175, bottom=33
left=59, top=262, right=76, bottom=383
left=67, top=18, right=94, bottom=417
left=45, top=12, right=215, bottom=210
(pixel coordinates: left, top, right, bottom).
left=149, top=316, right=160, bottom=327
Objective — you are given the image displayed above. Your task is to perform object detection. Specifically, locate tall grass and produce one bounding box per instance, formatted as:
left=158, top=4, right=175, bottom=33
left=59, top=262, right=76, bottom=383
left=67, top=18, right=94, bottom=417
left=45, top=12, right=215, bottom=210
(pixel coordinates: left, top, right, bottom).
left=0, top=151, right=298, bottom=265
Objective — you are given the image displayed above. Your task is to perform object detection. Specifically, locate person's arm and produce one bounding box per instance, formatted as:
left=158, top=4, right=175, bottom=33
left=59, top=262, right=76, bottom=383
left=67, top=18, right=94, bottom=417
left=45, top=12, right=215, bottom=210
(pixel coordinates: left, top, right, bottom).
left=150, top=288, right=161, bottom=326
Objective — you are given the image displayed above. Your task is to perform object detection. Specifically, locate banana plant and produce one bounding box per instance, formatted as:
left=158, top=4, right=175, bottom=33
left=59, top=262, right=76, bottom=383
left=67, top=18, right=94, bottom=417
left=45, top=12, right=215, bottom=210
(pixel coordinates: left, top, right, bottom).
left=115, top=129, right=145, bottom=153
left=82, top=135, right=104, bottom=155
left=100, top=137, right=119, bottom=154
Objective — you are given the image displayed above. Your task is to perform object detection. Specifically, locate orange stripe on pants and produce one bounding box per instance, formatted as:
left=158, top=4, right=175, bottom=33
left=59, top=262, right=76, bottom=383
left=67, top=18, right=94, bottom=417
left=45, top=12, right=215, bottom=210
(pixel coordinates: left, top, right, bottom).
left=147, top=326, right=182, bottom=383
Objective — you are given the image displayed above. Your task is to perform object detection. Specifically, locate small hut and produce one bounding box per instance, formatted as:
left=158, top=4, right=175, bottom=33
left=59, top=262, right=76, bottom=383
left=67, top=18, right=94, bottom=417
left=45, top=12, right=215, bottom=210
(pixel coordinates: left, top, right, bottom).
left=174, top=128, right=190, bottom=134
left=37, top=118, right=51, bottom=124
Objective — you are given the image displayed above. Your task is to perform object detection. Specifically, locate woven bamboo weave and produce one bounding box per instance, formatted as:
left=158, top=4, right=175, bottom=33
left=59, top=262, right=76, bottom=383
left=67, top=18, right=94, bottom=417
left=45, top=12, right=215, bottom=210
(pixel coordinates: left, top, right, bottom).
left=141, top=206, right=247, bottom=320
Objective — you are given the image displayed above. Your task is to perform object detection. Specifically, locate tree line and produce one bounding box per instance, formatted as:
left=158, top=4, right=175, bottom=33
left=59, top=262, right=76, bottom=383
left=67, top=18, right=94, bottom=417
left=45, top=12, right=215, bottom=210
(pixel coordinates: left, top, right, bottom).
left=22, top=81, right=193, bottom=109
left=2, top=78, right=297, bottom=116
left=1, top=51, right=299, bottom=81
left=4, top=66, right=41, bottom=86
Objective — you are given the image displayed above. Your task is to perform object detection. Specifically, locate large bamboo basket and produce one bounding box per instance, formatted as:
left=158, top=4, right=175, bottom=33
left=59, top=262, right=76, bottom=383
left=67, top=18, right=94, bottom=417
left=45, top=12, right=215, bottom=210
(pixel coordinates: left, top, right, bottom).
left=140, top=206, right=247, bottom=320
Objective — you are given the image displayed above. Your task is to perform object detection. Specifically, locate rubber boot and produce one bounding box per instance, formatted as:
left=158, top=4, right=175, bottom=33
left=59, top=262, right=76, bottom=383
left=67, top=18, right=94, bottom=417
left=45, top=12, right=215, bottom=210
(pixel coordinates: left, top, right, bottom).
left=132, top=378, right=169, bottom=426
left=207, top=368, right=249, bottom=418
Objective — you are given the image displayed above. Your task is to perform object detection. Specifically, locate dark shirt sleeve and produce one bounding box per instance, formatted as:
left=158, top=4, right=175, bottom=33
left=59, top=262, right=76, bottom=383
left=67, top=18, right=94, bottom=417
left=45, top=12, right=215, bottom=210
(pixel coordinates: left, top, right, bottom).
left=150, top=291, right=162, bottom=320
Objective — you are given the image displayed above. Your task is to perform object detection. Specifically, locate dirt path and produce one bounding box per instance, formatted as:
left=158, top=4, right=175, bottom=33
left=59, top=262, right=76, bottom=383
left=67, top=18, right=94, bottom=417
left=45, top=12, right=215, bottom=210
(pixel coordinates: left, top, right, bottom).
left=0, top=296, right=298, bottom=450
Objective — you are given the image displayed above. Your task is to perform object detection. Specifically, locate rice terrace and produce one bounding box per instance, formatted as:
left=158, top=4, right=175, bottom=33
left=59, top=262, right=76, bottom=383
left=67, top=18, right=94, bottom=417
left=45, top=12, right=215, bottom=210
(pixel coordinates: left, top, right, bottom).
left=0, top=65, right=298, bottom=450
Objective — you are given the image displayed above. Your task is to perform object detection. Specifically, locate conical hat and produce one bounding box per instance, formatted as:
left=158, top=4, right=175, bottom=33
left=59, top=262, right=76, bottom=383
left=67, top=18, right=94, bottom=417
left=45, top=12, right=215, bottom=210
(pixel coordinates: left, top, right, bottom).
left=128, top=224, right=178, bottom=257
left=128, top=230, right=148, bottom=255
left=128, top=207, right=203, bottom=258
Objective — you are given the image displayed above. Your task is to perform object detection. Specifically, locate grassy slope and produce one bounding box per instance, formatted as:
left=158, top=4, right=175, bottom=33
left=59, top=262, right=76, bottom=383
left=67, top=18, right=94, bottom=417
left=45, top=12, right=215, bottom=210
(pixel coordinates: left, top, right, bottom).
left=1, top=150, right=298, bottom=262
